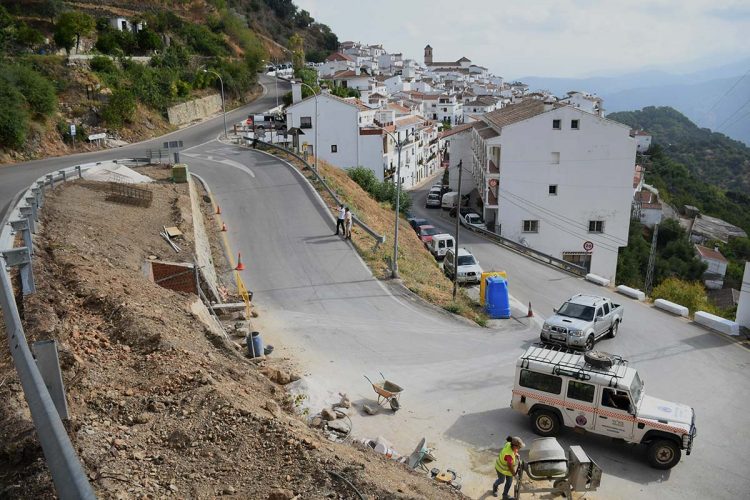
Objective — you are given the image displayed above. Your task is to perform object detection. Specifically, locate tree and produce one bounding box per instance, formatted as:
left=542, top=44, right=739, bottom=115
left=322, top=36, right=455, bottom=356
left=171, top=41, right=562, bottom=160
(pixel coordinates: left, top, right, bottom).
left=294, top=9, right=313, bottom=28
left=137, top=29, right=163, bottom=52
left=289, top=33, right=304, bottom=73
left=39, top=0, right=64, bottom=23
left=56, top=11, right=94, bottom=54
left=0, top=79, right=29, bottom=149
left=8, top=65, right=57, bottom=116
left=16, top=23, right=45, bottom=49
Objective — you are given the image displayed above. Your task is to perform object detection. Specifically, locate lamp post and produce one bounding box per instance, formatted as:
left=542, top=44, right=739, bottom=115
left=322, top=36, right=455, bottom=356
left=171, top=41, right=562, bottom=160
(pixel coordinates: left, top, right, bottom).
left=375, top=125, right=413, bottom=279
left=298, top=81, right=318, bottom=171
left=203, top=69, right=227, bottom=138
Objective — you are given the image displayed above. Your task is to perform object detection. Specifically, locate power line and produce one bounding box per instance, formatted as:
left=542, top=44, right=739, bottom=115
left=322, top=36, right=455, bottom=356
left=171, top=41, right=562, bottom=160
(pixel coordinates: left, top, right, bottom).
left=718, top=107, right=750, bottom=133
left=706, top=67, right=750, bottom=114
left=716, top=98, right=750, bottom=132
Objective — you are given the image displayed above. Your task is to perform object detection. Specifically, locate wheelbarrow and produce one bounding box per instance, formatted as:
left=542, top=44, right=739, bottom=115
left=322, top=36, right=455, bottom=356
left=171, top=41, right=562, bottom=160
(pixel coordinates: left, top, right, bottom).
left=364, top=372, right=403, bottom=411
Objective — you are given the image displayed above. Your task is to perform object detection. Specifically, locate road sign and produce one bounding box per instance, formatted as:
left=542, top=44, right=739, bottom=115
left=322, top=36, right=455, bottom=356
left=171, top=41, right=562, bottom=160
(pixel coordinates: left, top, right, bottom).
left=88, top=133, right=106, bottom=141
left=583, top=240, right=594, bottom=252
left=69, top=124, right=76, bottom=136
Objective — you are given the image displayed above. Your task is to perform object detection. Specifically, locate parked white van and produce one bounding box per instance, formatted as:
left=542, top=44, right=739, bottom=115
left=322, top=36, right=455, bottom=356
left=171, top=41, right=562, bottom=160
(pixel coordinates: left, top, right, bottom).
left=427, top=234, right=455, bottom=259
left=441, top=192, right=458, bottom=210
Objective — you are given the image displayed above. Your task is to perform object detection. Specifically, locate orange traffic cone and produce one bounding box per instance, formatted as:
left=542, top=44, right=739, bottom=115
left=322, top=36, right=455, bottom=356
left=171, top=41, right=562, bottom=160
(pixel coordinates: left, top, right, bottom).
left=235, top=253, right=245, bottom=271
left=221, top=222, right=227, bottom=232
left=527, top=301, right=534, bottom=318
left=216, top=205, right=222, bottom=214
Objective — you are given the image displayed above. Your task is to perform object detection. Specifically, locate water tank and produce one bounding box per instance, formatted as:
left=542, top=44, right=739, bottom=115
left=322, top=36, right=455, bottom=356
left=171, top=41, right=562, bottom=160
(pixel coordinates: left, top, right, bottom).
left=485, top=276, right=510, bottom=319
left=247, top=331, right=263, bottom=358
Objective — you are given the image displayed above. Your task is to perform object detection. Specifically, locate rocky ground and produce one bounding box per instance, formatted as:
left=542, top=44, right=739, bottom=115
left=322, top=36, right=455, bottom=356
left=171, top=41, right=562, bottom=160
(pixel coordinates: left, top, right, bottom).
left=0, top=165, right=464, bottom=499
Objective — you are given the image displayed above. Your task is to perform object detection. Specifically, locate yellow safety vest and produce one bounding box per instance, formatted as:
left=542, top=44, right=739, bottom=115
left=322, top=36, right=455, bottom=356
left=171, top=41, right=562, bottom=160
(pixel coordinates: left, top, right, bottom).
left=495, top=442, right=516, bottom=476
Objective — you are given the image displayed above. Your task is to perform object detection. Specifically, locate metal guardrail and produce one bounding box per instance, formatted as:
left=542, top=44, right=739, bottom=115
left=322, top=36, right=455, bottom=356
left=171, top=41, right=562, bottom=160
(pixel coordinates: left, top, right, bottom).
left=461, top=223, right=588, bottom=277
left=0, top=158, right=148, bottom=499
left=232, top=137, right=386, bottom=245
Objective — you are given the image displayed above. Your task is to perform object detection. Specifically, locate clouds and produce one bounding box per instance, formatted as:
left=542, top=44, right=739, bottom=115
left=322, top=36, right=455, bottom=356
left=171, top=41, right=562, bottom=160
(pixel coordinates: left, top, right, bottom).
left=295, top=0, right=749, bottom=78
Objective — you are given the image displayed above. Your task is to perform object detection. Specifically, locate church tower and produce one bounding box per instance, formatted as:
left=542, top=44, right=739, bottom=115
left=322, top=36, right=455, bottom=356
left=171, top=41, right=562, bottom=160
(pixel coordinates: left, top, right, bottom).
left=424, top=44, right=433, bottom=65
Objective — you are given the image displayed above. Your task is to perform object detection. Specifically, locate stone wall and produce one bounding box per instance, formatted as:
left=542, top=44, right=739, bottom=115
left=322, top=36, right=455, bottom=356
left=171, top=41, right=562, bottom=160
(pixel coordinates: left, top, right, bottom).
left=188, top=177, right=221, bottom=300
left=167, top=94, right=222, bottom=126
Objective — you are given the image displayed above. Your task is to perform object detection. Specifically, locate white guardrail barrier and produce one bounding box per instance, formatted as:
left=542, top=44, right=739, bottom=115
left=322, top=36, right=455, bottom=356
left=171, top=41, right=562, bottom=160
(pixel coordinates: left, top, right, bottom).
left=694, top=311, right=741, bottom=336
left=0, top=158, right=147, bottom=499
left=653, top=298, right=689, bottom=317
left=616, top=285, right=646, bottom=301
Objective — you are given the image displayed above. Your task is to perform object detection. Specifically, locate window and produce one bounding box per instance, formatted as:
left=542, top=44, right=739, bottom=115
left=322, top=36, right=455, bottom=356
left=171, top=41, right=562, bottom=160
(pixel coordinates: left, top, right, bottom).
left=603, top=303, right=610, bottom=315
left=548, top=185, right=558, bottom=195
left=602, top=388, right=632, bottom=412
left=595, top=307, right=604, bottom=319
left=588, top=220, right=604, bottom=233
left=567, top=381, right=595, bottom=403
left=553, top=119, right=561, bottom=130
left=571, top=119, right=580, bottom=130
left=300, top=116, right=312, bottom=129
left=520, top=369, right=562, bottom=394
left=331, top=145, right=338, bottom=153
left=523, top=220, right=539, bottom=233
left=551, top=152, right=560, bottom=164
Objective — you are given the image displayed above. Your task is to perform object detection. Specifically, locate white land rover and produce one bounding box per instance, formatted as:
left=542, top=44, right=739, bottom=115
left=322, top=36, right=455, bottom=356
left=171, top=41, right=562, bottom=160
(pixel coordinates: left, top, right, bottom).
left=511, top=344, right=696, bottom=469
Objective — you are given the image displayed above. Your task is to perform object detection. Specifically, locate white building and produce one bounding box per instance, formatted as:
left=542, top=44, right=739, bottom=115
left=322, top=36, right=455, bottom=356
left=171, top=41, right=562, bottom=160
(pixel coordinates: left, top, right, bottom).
left=463, top=96, right=500, bottom=121
left=695, top=245, right=728, bottom=289
left=457, top=98, right=636, bottom=280
left=320, top=52, right=356, bottom=77
left=561, top=91, right=604, bottom=116
left=632, top=130, right=652, bottom=153
left=109, top=17, right=145, bottom=33
left=441, top=124, right=475, bottom=196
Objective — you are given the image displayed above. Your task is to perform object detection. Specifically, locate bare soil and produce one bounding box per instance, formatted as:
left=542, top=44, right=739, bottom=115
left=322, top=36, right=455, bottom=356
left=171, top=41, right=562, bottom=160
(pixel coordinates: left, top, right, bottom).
left=0, top=167, right=464, bottom=499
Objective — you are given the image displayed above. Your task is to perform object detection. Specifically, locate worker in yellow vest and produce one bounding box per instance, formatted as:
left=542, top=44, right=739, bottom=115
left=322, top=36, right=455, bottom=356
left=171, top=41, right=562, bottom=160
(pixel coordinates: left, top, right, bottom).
left=492, top=436, right=525, bottom=499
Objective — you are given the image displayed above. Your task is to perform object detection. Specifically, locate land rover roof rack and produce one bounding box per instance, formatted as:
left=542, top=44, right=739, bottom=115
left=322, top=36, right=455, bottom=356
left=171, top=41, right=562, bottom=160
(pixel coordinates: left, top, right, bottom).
left=521, top=343, right=629, bottom=384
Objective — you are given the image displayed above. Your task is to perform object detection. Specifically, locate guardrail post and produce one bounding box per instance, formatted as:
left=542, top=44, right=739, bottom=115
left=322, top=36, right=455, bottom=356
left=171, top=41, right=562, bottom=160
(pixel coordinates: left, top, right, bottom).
left=25, top=196, right=39, bottom=223
left=34, top=185, right=44, bottom=208
left=46, top=174, right=55, bottom=190
left=2, top=246, right=35, bottom=295
left=31, top=340, right=70, bottom=420
left=10, top=219, right=33, bottom=256
left=75, top=165, right=82, bottom=179
left=20, top=206, right=36, bottom=234
left=59, top=170, right=67, bottom=183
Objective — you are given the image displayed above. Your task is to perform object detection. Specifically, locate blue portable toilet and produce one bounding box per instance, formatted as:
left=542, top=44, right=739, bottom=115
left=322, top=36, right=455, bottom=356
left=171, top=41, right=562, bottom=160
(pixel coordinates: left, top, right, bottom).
left=485, top=276, right=511, bottom=319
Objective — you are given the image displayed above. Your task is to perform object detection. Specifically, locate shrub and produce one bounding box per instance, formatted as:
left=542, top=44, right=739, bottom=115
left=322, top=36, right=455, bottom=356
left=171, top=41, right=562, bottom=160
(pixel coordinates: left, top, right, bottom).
left=651, top=277, right=717, bottom=316
left=348, top=167, right=411, bottom=214
left=3, top=65, right=57, bottom=116
left=180, top=23, right=227, bottom=56
left=0, top=79, right=29, bottom=149
left=137, top=29, right=163, bottom=52
left=90, top=55, right=117, bottom=73
left=101, top=88, right=136, bottom=128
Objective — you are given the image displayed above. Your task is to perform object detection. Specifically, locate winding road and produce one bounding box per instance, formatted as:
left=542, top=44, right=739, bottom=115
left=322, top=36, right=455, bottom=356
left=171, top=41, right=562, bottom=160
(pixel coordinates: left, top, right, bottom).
left=2, top=77, right=749, bottom=499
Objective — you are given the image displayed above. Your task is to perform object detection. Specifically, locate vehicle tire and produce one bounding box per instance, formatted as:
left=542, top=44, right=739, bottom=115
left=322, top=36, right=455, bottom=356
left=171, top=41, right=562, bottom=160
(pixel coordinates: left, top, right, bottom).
left=609, top=320, right=619, bottom=339
left=584, top=335, right=595, bottom=352
left=647, top=439, right=681, bottom=469
left=584, top=350, right=615, bottom=369
left=531, top=410, right=560, bottom=437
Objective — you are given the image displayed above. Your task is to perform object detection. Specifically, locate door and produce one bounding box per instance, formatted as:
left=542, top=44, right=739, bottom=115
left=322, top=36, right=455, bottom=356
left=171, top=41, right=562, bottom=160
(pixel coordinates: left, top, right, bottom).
left=563, top=380, right=596, bottom=431
left=595, top=388, right=635, bottom=439
left=594, top=307, right=608, bottom=336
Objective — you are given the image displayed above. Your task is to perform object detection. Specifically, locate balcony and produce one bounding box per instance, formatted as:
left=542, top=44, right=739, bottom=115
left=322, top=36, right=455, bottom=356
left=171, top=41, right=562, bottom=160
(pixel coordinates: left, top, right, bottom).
left=487, top=189, right=498, bottom=206
left=488, top=159, right=499, bottom=174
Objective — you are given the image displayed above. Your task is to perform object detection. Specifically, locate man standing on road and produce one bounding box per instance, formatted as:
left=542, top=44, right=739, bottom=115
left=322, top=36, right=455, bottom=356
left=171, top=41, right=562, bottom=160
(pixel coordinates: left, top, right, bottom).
left=335, top=204, right=345, bottom=236
left=344, top=207, right=353, bottom=240
left=492, top=436, right=524, bottom=499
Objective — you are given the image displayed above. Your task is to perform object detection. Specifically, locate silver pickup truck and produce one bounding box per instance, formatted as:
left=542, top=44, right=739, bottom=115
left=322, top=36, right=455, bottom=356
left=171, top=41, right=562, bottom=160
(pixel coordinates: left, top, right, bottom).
left=540, top=294, right=623, bottom=350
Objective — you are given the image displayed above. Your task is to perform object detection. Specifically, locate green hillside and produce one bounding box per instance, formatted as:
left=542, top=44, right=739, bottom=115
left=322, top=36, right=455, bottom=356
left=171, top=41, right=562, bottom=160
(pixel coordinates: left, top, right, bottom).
left=608, top=106, right=750, bottom=194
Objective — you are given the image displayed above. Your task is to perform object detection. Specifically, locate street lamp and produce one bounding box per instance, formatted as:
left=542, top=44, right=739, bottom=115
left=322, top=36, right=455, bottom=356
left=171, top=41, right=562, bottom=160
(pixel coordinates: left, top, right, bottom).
left=203, top=69, right=227, bottom=138
left=298, top=81, right=318, bottom=171
left=374, top=124, right=413, bottom=279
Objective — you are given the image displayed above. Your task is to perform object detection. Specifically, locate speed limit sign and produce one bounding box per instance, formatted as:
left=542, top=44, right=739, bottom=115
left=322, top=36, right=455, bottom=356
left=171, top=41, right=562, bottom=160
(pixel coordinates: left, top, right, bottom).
left=583, top=241, right=594, bottom=252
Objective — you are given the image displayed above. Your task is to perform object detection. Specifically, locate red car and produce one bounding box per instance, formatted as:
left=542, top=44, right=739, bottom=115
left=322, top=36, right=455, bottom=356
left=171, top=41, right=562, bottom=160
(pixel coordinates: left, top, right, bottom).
left=417, top=225, right=441, bottom=244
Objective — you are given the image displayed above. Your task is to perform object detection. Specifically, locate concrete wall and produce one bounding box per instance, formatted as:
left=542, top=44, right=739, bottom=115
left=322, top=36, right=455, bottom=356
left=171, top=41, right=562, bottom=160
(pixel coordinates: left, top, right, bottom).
left=447, top=130, right=475, bottom=195
left=188, top=178, right=220, bottom=299
left=167, top=94, right=222, bottom=126
left=736, top=262, right=750, bottom=329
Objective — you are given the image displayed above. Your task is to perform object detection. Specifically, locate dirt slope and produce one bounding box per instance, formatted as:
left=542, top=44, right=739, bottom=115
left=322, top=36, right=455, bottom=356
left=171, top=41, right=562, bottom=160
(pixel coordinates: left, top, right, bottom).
left=0, top=166, right=464, bottom=499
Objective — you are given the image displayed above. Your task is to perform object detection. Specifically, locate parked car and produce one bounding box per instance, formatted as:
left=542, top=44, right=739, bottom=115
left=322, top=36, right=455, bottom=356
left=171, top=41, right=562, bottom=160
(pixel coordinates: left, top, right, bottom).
left=460, top=212, right=487, bottom=230
left=416, top=225, right=441, bottom=244
left=511, top=344, right=696, bottom=470
left=443, top=247, right=483, bottom=284
left=408, top=217, right=429, bottom=232
left=426, top=192, right=442, bottom=208
left=441, top=192, right=457, bottom=209
left=427, top=233, right=455, bottom=260
left=540, top=294, right=624, bottom=351
left=449, top=204, right=473, bottom=218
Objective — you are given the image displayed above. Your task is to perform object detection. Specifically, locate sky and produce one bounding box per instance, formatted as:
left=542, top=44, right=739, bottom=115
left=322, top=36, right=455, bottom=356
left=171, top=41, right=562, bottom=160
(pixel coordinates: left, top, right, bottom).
left=293, top=0, right=750, bottom=79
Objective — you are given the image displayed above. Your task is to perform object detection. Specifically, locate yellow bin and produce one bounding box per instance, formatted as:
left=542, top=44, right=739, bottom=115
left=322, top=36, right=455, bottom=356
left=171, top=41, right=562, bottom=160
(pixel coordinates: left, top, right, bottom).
left=480, top=271, right=508, bottom=305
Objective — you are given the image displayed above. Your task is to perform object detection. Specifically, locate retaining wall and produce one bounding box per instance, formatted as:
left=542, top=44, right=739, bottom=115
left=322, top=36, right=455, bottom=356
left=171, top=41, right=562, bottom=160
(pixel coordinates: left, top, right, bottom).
left=167, top=94, right=222, bottom=126
left=188, top=178, right=220, bottom=299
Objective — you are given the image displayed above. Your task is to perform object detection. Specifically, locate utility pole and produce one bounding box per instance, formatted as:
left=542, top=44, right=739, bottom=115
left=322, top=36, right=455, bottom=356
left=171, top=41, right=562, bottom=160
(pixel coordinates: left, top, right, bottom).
left=644, top=223, right=659, bottom=295
left=452, top=160, right=463, bottom=300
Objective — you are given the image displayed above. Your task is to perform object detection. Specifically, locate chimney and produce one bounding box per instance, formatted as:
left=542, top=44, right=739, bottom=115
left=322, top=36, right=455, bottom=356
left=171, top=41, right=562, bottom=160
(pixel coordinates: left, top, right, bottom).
left=291, top=81, right=302, bottom=104
left=355, top=66, right=361, bottom=76
left=543, top=98, right=554, bottom=112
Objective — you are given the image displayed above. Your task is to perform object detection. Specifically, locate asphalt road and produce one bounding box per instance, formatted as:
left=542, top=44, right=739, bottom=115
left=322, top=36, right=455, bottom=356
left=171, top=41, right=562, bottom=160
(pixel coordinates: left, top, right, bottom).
left=2, top=77, right=749, bottom=499
left=0, top=74, right=289, bottom=221
left=183, top=143, right=750, bottom=499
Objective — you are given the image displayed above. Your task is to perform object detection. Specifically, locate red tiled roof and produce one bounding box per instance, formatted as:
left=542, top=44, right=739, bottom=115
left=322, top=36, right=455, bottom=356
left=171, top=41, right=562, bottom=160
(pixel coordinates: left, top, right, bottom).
left=326, top=52, right=354, bottom=62
left=695, top=245, right=727, bottom=263
left=438, top=122, right=473, bottom=139
left=482, top=99, right=562, bottom=131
